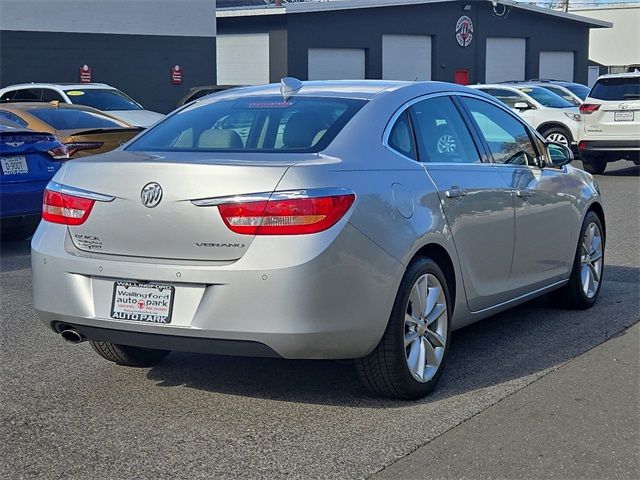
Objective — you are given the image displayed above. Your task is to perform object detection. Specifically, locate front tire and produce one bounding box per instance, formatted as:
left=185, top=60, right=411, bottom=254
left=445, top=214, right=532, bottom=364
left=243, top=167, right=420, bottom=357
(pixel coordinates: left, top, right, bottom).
left=90, top=341, right=170, bottom=367
left=549, top=211, right=604, bottom=309
left=542, top=126, right=572, bottom=148
left=356, top=257, right=451, bottom=400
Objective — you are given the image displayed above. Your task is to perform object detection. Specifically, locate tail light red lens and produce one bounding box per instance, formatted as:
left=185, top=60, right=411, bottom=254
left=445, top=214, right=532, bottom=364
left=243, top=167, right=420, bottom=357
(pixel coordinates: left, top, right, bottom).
left=218, top=193, right=355, bottom=235
left=64, top=142, right=104, bottom=156
left=47, top=144, right=70, bottom=161
left=42, top=189, right=95, bottom=225
left=579, top=103, right=601, bottom=114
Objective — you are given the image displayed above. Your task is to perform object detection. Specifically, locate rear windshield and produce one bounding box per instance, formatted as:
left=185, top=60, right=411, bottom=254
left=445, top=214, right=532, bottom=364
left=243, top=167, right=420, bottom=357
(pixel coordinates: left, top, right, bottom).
left=516, top=86, right=574, bottom=108
left=590, top=77, right=640, bottom=101
left=127, top=96, right=367, bottom=154
left=29, top=109, right=130, bottom=130
left=64, top=89, right=142, bottom=111
left=565, top=84, right=590, bottom=100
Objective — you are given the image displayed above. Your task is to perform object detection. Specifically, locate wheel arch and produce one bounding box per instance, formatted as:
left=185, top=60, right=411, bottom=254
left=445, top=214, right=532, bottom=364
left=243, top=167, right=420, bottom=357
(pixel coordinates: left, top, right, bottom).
left=411, top=243, right=457, bottom=315
left=586, top=201, right=606, bottom=239
left=537, top=122, right=572, bottom=138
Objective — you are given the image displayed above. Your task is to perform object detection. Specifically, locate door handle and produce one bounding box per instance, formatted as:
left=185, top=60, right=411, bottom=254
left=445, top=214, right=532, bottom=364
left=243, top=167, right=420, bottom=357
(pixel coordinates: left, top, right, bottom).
left=515, top=190, right=534, bottom=199
left=445, top=188, right=467, bottom=199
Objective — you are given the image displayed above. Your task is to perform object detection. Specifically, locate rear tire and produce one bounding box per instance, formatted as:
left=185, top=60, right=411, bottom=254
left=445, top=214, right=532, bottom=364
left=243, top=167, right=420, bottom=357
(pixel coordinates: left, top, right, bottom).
left=356, top=257, right=451, bottom=400
left=549, top=211, right=604, bottom=310
left=90, top=341, right=170, bottom=367
left=582, top=158, right=607, bottom=175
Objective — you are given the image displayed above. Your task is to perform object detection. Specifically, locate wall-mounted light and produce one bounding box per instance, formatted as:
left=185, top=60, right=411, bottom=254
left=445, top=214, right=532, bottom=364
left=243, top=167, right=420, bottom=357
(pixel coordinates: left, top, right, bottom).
left=463, top=4, right=472, bottom=10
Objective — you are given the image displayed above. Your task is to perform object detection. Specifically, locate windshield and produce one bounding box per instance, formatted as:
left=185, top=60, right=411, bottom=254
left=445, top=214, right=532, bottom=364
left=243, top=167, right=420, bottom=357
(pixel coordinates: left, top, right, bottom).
left=590, top=77, right=640, bottom=101
left=565, top=84, right=590, bottom=100
left=516, top=86, right=574, bottom=108
left=64, top=89, right=142, bottom=111
left=29, top=108, right=130, bottom=130
left=127, top=96, right=367, bottom=154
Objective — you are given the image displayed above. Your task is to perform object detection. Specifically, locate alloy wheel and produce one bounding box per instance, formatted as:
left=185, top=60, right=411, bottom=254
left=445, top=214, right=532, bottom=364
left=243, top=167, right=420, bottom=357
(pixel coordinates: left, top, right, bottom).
left=404, top=274, right=448, bottom=382
left=580, top=222, right=603, bottom=298
left=546, top=132, right=569, bottom=146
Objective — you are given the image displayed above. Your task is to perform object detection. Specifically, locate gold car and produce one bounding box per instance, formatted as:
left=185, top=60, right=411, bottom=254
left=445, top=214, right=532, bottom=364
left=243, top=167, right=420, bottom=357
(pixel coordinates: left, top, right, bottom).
left=0, top=102, right=143, bottom=157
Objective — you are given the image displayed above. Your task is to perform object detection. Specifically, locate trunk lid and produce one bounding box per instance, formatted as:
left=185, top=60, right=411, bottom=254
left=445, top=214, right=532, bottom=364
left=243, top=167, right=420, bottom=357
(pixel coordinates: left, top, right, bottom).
left=61, top=150, right=303, bottom=261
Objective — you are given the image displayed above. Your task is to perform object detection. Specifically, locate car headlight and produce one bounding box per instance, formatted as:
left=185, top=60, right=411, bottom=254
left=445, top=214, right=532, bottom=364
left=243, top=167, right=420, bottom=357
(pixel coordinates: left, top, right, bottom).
left=564, top=112, right=581, bottom=122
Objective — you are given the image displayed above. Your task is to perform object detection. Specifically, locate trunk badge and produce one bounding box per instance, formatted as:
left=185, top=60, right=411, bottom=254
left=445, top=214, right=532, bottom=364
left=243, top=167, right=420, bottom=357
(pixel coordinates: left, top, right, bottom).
left=141, top=182, right=163, bottom=208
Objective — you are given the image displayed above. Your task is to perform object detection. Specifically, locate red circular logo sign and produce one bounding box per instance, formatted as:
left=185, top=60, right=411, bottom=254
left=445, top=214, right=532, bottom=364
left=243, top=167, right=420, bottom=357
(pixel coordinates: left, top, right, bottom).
left=456, top=15, right=473, bottom=48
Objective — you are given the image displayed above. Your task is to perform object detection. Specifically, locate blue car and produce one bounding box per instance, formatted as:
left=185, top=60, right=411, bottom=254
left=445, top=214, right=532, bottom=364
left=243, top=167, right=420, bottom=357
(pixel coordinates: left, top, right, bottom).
left=0, top=120, right=68, bottom=240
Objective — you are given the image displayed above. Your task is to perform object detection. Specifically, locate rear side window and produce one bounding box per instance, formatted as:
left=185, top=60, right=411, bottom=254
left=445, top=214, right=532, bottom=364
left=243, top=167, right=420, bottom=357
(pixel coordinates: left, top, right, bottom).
left=479, top=88, right=525, bottom=108
left=565, top=84, right=590, bottom=100
left=41, top=89, right=65, bottom=102
left=387, top=111, right=416, bottom=160
left=590, top=77, right=640, bottom=101
left=128, top=96, right=366, bottom=154
left=13, top=89, right=42, bottom=101
left=28, top=108, right=129, bottom=130
left=409, top=96, right=481, bottom=164
left=0, top=110, right=28, bottom=127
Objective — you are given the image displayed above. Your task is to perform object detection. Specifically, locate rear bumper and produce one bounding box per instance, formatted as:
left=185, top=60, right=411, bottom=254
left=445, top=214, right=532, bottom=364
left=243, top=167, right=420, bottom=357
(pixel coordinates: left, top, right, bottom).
left=31, top=221, right=403, bottom=360
left=578, top=140, right=640, bottom=162
left=0, top=180, right=47, bottom=218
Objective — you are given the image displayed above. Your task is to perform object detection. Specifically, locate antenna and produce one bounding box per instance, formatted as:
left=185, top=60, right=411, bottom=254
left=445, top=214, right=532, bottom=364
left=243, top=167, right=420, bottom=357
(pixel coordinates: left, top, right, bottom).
left=280, top=77, right=303, bottom=100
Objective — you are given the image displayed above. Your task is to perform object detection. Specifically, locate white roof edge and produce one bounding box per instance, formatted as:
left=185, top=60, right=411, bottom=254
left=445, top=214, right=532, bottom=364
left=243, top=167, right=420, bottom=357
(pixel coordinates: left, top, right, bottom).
left=217, top=0, right=612, bottom=27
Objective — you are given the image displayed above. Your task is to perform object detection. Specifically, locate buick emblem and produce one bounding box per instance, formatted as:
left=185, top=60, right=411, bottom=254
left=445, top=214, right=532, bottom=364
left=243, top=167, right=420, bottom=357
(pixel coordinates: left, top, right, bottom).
left=141, top=182, right=163, bottom=208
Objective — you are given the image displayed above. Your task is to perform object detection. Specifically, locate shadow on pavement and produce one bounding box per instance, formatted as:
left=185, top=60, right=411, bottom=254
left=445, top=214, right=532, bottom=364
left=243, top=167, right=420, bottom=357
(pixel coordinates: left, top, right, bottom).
left=146, top=265, right=639, bottom=407
left=0, top=238, right=31, bottom=273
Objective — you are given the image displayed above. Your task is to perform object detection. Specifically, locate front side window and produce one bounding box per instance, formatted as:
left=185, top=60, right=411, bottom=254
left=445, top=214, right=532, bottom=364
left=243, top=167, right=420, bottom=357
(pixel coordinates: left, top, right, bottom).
left=64, top=89, right=142, bottom=111
left=28, top=108, right=130, bottom=130
left=128, top=96, right=366, bottom=154
left=13, top=89, right=42, bottom=101
left=409, top=96, right=481, bottom=164
left=516, top=86, right=573, bottom=108
left=41, top=89, right=65, bottom=102
left=544, top=86, right=580, bottom=106
left=387, top=111, right=416, bottom=160
left=479, top=88, right=527, bottom=108
left=461, top=97, right=539, bottom=166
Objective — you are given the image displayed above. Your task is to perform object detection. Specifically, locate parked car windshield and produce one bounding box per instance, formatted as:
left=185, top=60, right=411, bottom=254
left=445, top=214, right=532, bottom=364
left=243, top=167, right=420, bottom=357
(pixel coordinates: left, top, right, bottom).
left=589, top=77, right=640, bottom=100
left=127, top=96, right=367, bottom=154
left=63, top=89, right=143, bottom=111
left=565, top=83, right=590, bottom=100
left=29, top=108, right=130, bottom=130
left=516, top=86, right=574, bottom=108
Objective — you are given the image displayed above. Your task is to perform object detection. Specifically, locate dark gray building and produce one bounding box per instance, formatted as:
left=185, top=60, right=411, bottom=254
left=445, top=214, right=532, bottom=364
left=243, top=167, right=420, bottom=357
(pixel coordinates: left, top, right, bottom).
left=216, top=0, right=610, bottom=86
left=0, top=0, right=217, bottom=113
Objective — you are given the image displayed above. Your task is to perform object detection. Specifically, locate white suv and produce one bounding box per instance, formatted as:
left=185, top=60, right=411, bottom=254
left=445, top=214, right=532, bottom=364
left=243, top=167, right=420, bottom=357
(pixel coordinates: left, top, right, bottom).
left=471, top=83, right=581, bottom=150
left=0, top=83, right=163, bottom=127
left=578, top=72, right=640, bottom=174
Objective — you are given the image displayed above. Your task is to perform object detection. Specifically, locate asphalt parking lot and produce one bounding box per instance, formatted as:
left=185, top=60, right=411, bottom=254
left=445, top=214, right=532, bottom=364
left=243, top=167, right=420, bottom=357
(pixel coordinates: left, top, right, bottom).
left=1, top=161, right=638, bottom=479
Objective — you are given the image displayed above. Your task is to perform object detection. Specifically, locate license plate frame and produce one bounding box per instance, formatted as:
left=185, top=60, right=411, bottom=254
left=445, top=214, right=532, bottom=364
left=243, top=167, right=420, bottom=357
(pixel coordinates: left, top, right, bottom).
left=614, top=111, right=634, bottom=122
left=0, top=156, right=28, bottom=175
left=110, top=281, right=175, bottom=324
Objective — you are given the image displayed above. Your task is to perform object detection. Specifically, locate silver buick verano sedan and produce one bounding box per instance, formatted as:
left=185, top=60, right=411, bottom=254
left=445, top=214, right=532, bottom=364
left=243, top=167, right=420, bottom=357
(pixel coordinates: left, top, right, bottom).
left=32, top=79, right=605, bottom=399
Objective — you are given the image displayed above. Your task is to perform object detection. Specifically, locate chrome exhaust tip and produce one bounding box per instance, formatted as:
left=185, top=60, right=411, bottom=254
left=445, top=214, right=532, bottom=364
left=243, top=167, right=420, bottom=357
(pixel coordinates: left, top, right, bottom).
left=60, top=329, right=85, bottom=344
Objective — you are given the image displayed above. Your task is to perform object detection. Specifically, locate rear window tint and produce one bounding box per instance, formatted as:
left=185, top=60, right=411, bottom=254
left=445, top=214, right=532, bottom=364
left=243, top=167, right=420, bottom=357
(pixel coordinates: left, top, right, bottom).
left=590, top=77, right=640, bottom=101
left=127, top=96, right=366, bottom=154
left=29, top=109, right=130, bottom=130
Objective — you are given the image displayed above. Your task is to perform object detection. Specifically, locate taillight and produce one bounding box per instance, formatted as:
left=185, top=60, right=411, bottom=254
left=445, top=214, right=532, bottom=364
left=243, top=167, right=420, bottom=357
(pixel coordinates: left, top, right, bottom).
left=218, top=193, right=355, bottom=235
left=47, top=144, right=70, bottom=160
left=64, top=142, right=103, bottom=156
left=42, top=189, right=95, bottom=225
left=578, top=141, right=588, bottom=152
left=579, top=103, right=601, bottom=114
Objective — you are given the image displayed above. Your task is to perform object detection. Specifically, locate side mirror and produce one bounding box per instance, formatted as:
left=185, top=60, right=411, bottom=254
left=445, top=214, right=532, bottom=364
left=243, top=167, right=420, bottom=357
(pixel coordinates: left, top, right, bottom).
left=546, top=142, right=574, bottom=167
left=513, top=102, right=532, bottom=111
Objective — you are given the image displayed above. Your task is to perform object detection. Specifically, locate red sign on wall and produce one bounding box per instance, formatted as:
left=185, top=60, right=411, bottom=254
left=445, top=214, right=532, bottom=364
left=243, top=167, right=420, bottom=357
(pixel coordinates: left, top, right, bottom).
left=454, top=69, right=470, bottom=86
left=79, top=64, right=92, bottom=83
left=171, top=65, right=182, bottom=85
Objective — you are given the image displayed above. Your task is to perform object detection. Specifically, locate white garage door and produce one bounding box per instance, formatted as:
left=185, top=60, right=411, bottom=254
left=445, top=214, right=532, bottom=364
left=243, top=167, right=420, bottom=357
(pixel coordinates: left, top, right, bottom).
left=308, top=48, right=365, bottom=81
left=216, top=33, right=269, bottom=85
left=485, top=38, right=526, bottom=83
left=382, top=34, right=432, bottom=81
left=539, top=51, right=574, bottom=81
